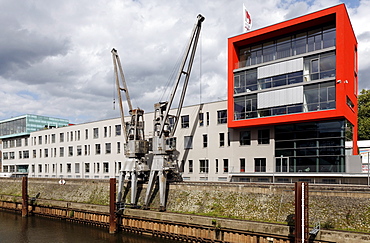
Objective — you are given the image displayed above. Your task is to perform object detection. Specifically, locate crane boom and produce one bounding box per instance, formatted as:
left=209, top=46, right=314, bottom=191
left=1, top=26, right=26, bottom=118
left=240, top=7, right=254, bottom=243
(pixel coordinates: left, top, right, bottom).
left=144, top=14, right=205, bottom=211
left=112, top=48, right=149, bottom=210
left=159, top=14, right=205, bottom=138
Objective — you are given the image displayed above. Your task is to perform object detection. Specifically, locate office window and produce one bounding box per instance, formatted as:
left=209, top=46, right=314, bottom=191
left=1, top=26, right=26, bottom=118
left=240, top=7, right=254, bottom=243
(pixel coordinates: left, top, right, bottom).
left=44, top=148, right=48, bottom=158
left=203, top=134, right=208, bottom=148
left=19, top=151, right=22, bottom=159
left=67, top=163, right=71, bottom=173
left=60, top=164, right=63, bottom=173
left=240, top=158, right=246, bottom=172
left=105, top=143, right=111, bottom=154
left=95, top=144, right=101, bottom=155
left=38, top=136, right=42, bottom=145
left=60, top=133, right=64, bottom=142
left=38, top=164, right=42, bottom=173
left=60, top=147, right=64, bottom=157
left=77, top=130, right=81, bottom=141
left=304, top=81, right=335, bottom=111
left=85, top=163, right=90, bottom=173
left=219, top=133, right=225, bottom=147
left=223, top=159, right=229, bottom=173
left=199, top=159, right=209, bottom=173
left=181, top=115, right=189, bottom=128
left=115, top=125, right=121, bottom=136
left=25, top=138, right=28, bottom=146
left=217, top=110, right=227, bottom=124
left=215, top=159, right=219, bottom=173
left=189, top=160, right=193, bottom=173
left=184, top=136, right=193, bottom=149
left=258, top=129, right=270, bottom=144
left=104, top=127, right=108, bottom=137
left=93, top=128, right=99, bottom=139
left=68, top=146, right=73, bottom=156
left=16, top=138, right=21, bottom=147
left=85, top=129, right=89, bottom=140
left=23, top=150, right=29, bottom=159
left=199, top=113, right=204, bottom=126
left=51, top=134, right=55, bottom=143
left=206, top=112, right=210, bottom=126
left=33, top=150, right=36, bottom=158
left=70, top=131, right=73, bottom=141
left=117, top=142, right=121, bottom=154
left=103, top=162, right=109, bottom=173
left=255, top=158, right=266, bottom=172
left=227, top=132, right=230, bottom=146
left=240, top=131, right=251, bottom=145
left=77, top=145, right=82, bottom=156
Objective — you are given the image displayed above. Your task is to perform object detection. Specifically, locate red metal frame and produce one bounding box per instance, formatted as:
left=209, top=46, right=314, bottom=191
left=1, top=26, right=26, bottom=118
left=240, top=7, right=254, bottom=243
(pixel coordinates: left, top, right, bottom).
left=227, top=4, right=358, bottom=154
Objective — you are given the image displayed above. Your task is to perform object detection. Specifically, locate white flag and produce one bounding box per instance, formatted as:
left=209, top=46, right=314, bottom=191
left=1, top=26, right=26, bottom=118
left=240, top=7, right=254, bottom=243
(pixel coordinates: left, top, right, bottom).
left=243, top=4, right=252, bottom=33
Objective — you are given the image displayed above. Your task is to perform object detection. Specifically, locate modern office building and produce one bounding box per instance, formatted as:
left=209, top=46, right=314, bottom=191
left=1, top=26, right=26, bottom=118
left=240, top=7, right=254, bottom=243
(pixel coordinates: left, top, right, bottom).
left=0, top=114, right=69, bottom=175
left=228, top=4, right=359, bottom=178
left=0, top=4, right=364, bottom=183
left=0, top=114, right=69, bottom=139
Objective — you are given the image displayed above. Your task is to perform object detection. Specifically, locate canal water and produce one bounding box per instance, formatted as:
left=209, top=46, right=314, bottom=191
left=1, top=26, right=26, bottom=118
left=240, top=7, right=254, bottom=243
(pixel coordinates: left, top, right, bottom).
left=0, top=211, right=178, bottom=243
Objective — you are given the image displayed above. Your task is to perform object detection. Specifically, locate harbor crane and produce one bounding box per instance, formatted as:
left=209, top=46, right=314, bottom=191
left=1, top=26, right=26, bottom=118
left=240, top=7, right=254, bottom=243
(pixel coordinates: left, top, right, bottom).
left=143, top=14, right=205, bottom=211
left=111, top=48, right=149, bottom=209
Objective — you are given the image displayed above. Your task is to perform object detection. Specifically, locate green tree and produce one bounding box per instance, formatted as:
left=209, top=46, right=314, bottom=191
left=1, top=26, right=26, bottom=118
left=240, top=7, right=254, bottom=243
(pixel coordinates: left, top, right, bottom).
left=358, top=89, right=370, bottom=140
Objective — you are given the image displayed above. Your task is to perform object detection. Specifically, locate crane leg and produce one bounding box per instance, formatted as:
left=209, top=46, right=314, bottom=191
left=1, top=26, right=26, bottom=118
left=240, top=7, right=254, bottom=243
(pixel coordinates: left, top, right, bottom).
left=117, top=171, right=126, bottom=211
left=158, top=170, right=167, bottom=212
left=130, top=171, right=138, bottom=206
left=143, top=170, right=158, bottom=209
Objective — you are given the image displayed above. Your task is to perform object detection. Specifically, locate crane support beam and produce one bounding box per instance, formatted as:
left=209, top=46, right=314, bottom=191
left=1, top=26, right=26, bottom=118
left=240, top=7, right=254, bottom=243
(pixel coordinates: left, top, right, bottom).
left=144, top=14, right=205, bottom=211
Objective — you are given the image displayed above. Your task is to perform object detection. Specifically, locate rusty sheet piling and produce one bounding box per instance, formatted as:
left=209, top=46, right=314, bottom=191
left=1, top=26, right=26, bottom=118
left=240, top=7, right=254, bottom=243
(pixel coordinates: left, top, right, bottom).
left=21, top=176, right=28, bottom=217
left=295, top=182, right=309, bottom=243
left=109, top=178, right=118, bottom=234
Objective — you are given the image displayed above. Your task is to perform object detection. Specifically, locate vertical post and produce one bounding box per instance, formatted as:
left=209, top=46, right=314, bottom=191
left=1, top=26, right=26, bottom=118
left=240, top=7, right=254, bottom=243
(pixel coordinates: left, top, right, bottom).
left=109, top=178, right=118, bottom=234
left=367, top=152, right=369, bottom=186
left=295, top=182, right=308, bottom=243
left=22, top=176, right=28, bottom=217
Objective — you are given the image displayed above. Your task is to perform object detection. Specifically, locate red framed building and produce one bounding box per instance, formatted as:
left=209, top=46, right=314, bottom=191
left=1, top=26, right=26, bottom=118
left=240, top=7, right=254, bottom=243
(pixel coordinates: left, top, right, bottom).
left=227, top=4, right=358, bottom=173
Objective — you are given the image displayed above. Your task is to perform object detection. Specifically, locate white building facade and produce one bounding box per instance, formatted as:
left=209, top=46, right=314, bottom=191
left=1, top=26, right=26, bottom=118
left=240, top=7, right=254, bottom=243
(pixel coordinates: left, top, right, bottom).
left=1, top=101, right=277, bottom=182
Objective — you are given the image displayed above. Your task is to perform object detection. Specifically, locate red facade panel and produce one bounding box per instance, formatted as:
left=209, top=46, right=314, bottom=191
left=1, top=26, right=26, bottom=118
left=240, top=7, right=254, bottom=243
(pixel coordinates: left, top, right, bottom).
left=227, top=4, right=358, bottom=153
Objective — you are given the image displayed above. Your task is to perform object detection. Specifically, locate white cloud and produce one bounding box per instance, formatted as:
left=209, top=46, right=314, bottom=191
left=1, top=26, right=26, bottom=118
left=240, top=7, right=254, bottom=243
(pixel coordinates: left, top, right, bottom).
left=0, top=0, right=368, bottom=124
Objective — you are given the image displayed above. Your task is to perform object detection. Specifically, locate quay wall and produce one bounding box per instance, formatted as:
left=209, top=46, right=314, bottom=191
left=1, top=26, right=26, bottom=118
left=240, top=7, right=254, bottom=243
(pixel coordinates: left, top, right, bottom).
left=1, top=178, right=370, bottom=234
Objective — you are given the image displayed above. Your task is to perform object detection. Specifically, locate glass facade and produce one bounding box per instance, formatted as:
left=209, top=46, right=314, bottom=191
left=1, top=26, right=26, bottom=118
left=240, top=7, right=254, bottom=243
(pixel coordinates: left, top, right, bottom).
left=275, top=120, right=346, bottom=173
left=0, top=115, right=69, bottom=139
left=234, top=80, right=335, bottom=120
left=238, top=23, right=335, bottom=67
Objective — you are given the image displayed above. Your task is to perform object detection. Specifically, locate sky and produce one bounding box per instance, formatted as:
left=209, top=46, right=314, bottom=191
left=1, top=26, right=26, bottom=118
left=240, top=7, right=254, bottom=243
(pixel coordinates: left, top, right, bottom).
left=0, top=0, right=368, bottom=124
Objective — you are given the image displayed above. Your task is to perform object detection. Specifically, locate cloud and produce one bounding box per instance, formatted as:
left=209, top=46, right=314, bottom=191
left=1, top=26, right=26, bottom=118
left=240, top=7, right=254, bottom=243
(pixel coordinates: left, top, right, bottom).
left=0, top=0, right=368, bottom=124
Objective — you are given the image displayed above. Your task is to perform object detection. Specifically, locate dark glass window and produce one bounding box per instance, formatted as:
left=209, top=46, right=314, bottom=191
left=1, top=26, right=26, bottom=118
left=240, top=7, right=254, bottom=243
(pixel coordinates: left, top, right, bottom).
left=181, top=115, right=189, bottom=128
left=238, top=24, right=335, bottom=68
left=240, top=131, right=251, bottom=145
left=258, top=129, right=270, bottom=144
left=200, top=159, right=209, bottom=173
left=203, top=134, right=208, bottom=148
left=240, top=158, right=246, bottom=172
left=275, top=120, right=345, bottom=173
left=217, top=110, right=227, bottom=124
left=255, top=158, right=266, bottom=172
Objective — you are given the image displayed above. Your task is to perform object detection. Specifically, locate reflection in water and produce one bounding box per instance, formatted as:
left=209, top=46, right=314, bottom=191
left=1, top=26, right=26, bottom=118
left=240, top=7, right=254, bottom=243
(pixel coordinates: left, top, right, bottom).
left=0, top=211, right=178, bottom=243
